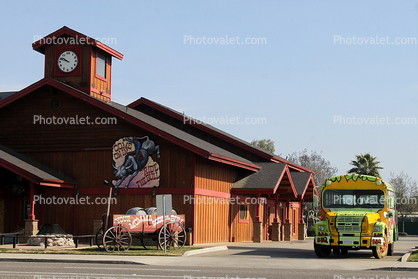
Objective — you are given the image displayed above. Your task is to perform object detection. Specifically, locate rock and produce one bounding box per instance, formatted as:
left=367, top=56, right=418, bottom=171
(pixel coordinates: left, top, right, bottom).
left=27, top=234, right=75, bottom=247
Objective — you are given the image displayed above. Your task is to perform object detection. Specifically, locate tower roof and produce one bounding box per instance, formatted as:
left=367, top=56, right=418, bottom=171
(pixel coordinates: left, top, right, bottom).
left=32, top=26, right=123, bottom=60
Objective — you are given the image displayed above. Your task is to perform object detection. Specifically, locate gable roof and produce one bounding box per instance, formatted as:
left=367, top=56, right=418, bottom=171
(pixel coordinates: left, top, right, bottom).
left=0, top=78, right=260, bottom=172
left=128, top=97, right=312, bottom=172
left=231, top=162, right=298, bottom=198
left=232, top=162, right=286, bottom=191
left=32, top=26, right=123, bottom=60
left=108, top=102, right=261, bottom=170
left=291, top=171, right=314, bottom=197
left=0, top=145, right=75, bottom=188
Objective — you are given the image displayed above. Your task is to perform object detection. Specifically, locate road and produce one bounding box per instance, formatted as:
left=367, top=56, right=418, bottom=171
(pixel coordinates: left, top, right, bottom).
left=0, top=263, right=416, bottom=279
left=0, top=236, right=416, bottom=279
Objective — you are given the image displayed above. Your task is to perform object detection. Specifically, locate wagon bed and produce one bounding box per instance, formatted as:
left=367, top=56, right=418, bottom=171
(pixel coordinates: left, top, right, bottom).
left=97, top=214, right=186, bottom=252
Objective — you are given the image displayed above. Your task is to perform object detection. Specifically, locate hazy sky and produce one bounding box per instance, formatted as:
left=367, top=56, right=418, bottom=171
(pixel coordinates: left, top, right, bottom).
left=0, top=1, right=417, bottom=182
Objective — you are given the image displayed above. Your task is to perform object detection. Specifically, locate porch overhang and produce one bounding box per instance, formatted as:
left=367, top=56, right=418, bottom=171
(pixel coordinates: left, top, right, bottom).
left=0, top=145, right=76, bottom=188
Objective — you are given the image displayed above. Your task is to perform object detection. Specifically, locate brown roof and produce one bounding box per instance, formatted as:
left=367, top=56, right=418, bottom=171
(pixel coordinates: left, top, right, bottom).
left=0, top=144, right=75, bottom=187
left=290, top=171, right=313, bottom=196
left=232, top=162, right=287, bottom=191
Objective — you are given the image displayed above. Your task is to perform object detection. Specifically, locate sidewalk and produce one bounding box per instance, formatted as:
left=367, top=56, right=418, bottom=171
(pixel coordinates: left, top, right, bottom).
left=0, top=239, right=417, bottom=271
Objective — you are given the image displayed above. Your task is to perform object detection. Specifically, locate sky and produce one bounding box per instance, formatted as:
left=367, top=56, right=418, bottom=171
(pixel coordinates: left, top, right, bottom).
left=0, top=1, right=417, bottom=183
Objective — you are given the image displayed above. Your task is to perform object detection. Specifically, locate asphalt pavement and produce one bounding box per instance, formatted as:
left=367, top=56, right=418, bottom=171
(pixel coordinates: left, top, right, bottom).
left=0, top=236, right=417, bottom=272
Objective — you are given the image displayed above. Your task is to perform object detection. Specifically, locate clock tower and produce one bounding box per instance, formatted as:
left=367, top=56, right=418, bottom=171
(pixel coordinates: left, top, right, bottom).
left=32, top=26, right=123, bottom=103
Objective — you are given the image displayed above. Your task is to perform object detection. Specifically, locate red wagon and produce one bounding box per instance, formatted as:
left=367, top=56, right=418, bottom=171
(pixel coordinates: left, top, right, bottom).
left=96, top=213, right=186, bottom=252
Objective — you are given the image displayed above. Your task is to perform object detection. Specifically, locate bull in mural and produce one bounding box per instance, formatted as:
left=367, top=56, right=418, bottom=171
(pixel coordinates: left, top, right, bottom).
left=112, top=136, right=160, bottom=188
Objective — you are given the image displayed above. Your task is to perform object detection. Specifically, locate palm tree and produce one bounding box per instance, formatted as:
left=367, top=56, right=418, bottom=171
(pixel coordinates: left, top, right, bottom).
left=348, top=153, right=383, bottom=178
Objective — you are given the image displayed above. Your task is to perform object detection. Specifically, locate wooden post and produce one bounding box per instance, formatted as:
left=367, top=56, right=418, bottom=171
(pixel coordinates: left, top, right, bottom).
left=274, top=195, right=279, bottom=223
left=28, top=182, right=35, bottom=220
left=255, top=194, right=261, bottom=222
left=299, top=200, right=304, bottom=223
left=105, top=187, right=112, bottom=231
left=285, top=199, right=290, bottom=223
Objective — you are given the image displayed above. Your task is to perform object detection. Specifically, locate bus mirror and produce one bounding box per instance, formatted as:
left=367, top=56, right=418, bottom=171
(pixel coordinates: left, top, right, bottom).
left=389, top=197, right=394, bottom=208
left=388, top=211, right=394, bottom=219
left=313, top=195, right=318, bottom=208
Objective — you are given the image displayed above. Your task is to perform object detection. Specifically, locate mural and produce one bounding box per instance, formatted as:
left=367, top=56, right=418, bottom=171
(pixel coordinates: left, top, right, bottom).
left=112, top=136, right=160, bottom=188
left=326, top=174, right=378, bottom=184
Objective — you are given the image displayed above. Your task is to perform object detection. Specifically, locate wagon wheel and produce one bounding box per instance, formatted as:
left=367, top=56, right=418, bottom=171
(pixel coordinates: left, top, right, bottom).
left=141, top=233, right=158, bottom=250
left=158, top=221, right=186, bottom=250
left=95, top=228, right=104, bottom=250
left=103, top=225, right=132, bottom=252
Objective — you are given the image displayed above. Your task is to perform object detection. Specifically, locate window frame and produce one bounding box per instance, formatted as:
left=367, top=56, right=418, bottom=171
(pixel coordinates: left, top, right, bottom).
left=96, top=51, right=107, bottom=81
left=238, top=204, right=249, bottom=223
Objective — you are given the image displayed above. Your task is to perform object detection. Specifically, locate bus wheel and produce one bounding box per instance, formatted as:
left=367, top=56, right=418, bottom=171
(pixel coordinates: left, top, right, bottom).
left=388, top=242, right=394, bottom=256
left=314, top=243, right=331, bottom=258
left=372, top=238, right=388, bottom=259
left=341, top=248, right=348, bottom=254
left=333, top=248, right=340, bottom=254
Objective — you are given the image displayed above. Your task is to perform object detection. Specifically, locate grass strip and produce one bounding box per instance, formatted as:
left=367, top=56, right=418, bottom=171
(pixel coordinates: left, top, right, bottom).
left=407, top=249, right=418, bottom=262
left=0, top=246, right=201, bottom=256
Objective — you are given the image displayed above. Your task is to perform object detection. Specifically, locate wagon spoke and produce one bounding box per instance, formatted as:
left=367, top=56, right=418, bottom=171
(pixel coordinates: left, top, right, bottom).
left=173, top=223, right=179, bottom=233
left=177, top=238, right=184, bottom=245
left=103, top=226, right=132, bottom=252
left=108, top=229, right=117, bottom=239
left=158, top=222, right=186, bottom=250
left=119, top=239, right=130, bottom=245
left=120, top=236, right=131, bottom=242
left=165, top=224, right=172, bottom=234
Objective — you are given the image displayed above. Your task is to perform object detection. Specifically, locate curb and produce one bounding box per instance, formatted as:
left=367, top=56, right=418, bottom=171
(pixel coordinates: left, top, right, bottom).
left=183, top=246, right=228, bottom=257
left=0, top=258, right=143, bottom=265
left=401, top=251, right=412, bottom=262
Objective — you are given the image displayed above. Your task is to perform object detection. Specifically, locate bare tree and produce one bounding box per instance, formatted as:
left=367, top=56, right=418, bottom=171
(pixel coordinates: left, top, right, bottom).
left=287, top=149, right=338, bottom=187
left=388, top=172, right=418, bottom=233
left=287, top=149, right=338, bottom=234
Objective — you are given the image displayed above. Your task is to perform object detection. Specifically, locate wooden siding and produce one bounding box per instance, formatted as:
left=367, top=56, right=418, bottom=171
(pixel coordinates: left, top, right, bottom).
left=194, top=195, right=229, bottom=243
left=0, top=87, right=146, bottom=151
left=22, top=148, right=194, bottom=190
left=230, top=203, right=264, bottom=242
left=193, top=157, right=237, bottom=243
left=0, top=86, right=197, bottom=236
left=195, top=156, right=237, bottom=193
left=22, top=147, right=194, bottom=236
left=44, top=41, right=91, bottom=91
left=90, top=49, right=112, bottom=101
left=38, top=192, right=194, bottom=236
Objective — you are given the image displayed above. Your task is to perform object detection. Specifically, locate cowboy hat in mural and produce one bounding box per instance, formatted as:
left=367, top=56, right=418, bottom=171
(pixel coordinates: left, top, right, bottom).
left=112, top=136, right=160, bottom=188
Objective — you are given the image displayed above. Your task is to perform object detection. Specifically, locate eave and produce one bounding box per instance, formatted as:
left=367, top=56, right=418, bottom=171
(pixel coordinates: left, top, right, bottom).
left=0, top=153, right=76, bottom=189
left=128, top=98, right=314, bottom=172
left=0, top=78, right=255, bottom=172
left=32, top=26, right=123, bottom=60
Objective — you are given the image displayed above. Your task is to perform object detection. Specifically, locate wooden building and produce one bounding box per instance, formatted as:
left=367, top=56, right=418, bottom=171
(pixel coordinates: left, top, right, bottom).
left=0, top=27, right=316, bottom=244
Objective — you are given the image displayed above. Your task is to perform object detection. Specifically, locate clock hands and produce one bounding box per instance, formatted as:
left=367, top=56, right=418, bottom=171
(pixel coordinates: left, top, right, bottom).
left=60, top=57, right=70, bottom=63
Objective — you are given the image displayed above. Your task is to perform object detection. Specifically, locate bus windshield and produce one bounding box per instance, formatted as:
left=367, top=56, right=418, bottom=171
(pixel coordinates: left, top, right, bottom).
left=323, top=189, right=385, bottom=209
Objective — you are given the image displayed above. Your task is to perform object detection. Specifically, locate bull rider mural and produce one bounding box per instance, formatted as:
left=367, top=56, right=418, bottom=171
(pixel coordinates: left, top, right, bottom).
left=112, top=136, right=160, bottom=188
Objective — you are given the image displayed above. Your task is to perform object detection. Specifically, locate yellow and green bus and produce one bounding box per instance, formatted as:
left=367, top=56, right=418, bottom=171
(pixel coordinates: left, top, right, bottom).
left=314, top=174, right=397, bottom=259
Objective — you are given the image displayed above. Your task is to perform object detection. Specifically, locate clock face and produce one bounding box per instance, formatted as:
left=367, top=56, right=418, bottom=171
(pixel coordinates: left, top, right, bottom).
left=58, top=51, right=78, bottom=73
